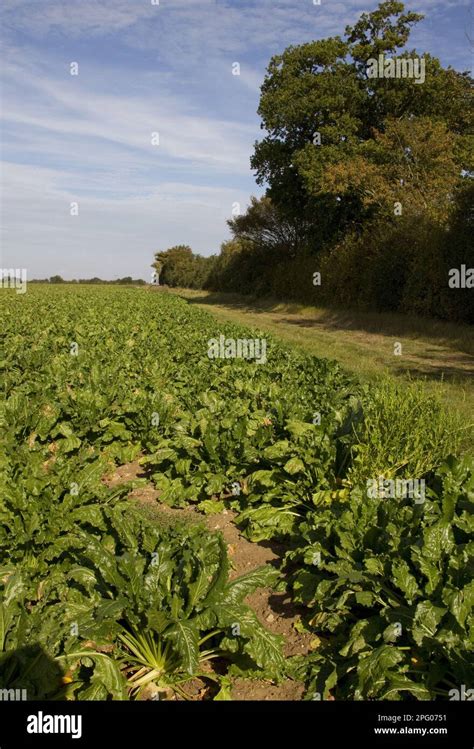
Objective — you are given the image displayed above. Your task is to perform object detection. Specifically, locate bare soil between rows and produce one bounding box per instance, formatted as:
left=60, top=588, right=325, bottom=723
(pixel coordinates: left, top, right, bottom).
left=104, top=460, right=313, bottom=700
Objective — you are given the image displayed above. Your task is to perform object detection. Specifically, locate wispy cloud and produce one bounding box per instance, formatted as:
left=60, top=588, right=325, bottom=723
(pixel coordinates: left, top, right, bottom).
left=3, top=54, right=259, bottom=169
left=1, top=161, right=255, bottom=276
left=0, top=0, right=471, bottom=277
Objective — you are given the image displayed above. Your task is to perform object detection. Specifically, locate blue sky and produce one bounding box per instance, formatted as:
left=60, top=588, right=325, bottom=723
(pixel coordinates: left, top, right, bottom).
left=1, top=0, right=471, bottom=280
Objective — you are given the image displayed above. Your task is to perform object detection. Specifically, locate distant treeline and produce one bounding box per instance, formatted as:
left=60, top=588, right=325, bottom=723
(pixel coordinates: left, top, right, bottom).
left=152, top=3, right=474, bottom=324
left=30, top=276, right=147, bottom=285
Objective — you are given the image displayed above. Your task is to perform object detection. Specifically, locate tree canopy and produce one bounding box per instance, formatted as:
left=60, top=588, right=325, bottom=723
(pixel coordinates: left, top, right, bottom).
left=251, top=0, right=472, bottom=245
left=151, top=2, right=473, bottom=323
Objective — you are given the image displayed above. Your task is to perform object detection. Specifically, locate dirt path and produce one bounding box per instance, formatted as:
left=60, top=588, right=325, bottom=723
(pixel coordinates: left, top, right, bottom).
left=105, top=460, right=313, bottom=700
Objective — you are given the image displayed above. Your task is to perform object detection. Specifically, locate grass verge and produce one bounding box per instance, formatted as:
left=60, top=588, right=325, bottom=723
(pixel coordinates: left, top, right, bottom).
left=168, top=288, right=474, bottom=454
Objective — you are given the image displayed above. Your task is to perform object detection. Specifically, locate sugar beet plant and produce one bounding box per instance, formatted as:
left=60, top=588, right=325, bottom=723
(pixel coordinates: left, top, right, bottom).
left=1, top=285, right=472, bottom=700
left=285, top=455, right=474, bottom=699
left=0, top=455, right=284, bottom=698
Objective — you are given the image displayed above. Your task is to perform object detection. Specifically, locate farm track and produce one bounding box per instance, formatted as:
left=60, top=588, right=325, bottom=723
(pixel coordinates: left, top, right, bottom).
left=172, top=288, right=474, bottom=426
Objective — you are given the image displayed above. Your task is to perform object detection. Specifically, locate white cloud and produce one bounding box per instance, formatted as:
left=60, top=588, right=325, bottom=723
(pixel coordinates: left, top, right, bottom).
left=1, top=0, right=470, bottom=277
left=4, top=0, right=468, bottom=47
left=2, top=60, right=257, bottom=176
left=1, top=161, right=260, bottom=276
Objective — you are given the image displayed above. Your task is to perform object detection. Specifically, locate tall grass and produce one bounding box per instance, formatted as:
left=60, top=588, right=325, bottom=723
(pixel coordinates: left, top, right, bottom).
left=347, top=376, right=471, bottom=485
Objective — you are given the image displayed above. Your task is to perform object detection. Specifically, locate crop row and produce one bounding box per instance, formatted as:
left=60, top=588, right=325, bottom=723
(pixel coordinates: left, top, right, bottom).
left=1, top=286, right=472, bottom=699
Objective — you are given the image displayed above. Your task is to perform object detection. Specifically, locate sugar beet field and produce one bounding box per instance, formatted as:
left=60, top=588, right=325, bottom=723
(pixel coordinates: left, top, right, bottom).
left=1, top=285, right=473, bottom=702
